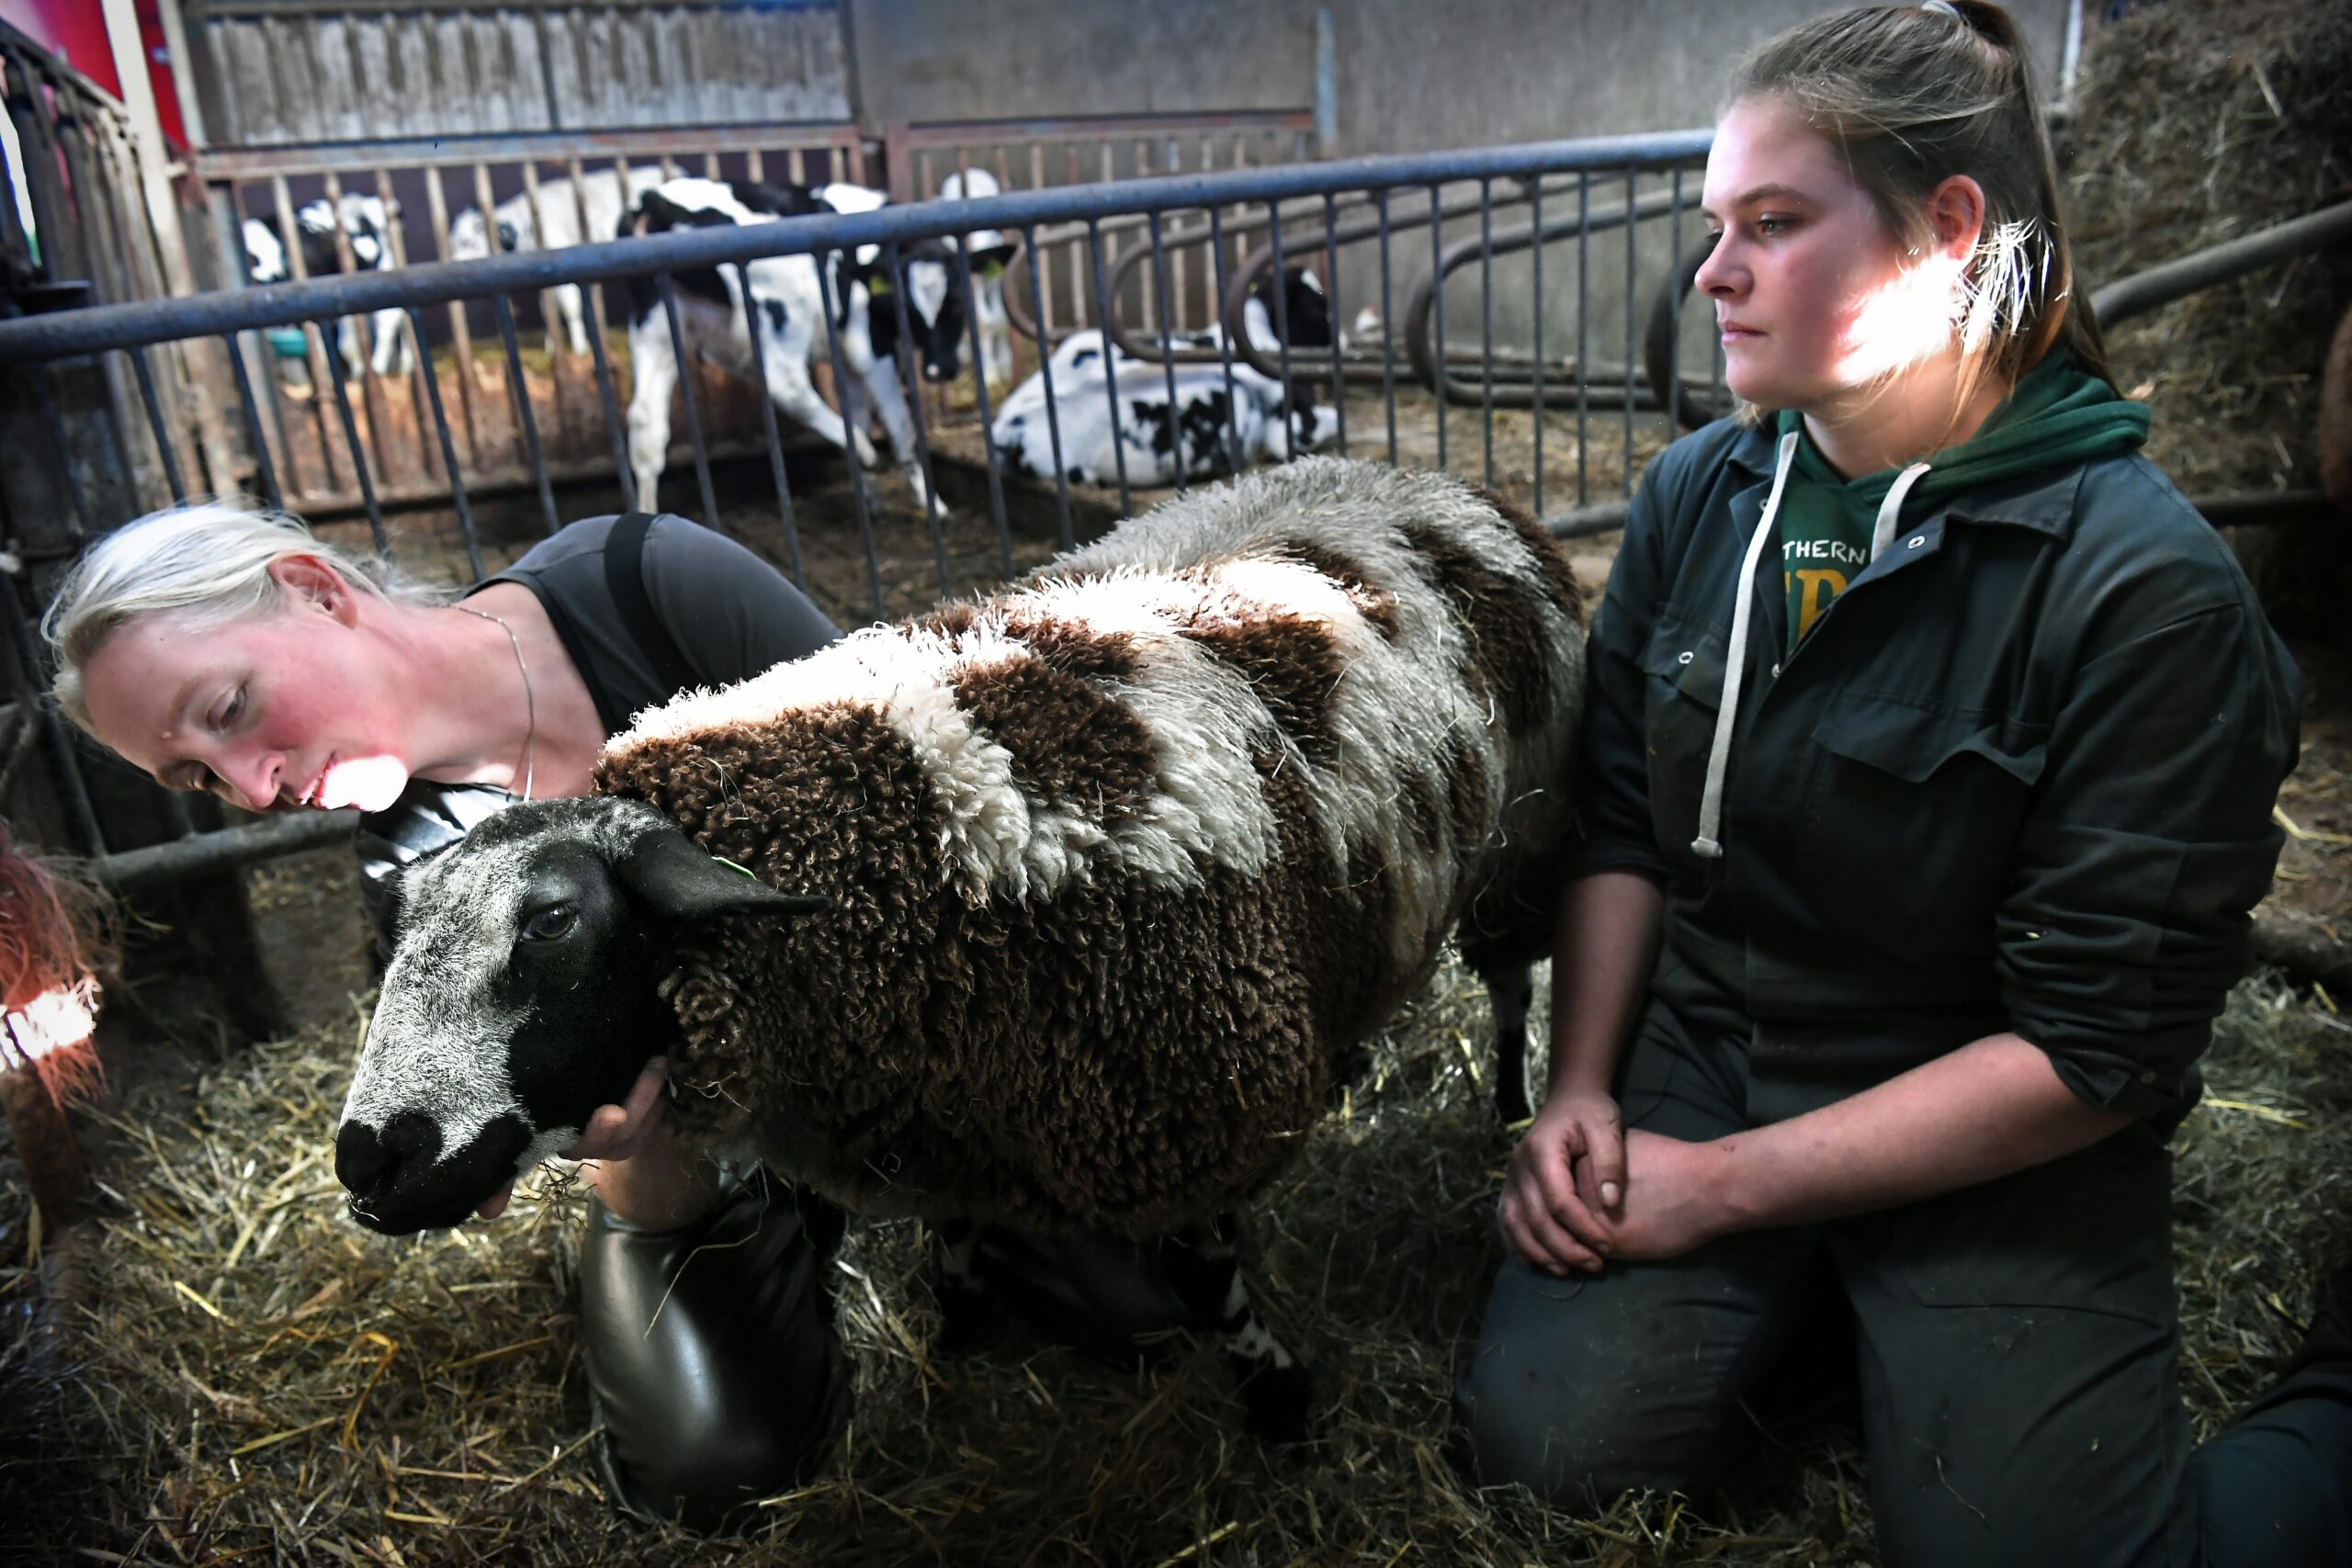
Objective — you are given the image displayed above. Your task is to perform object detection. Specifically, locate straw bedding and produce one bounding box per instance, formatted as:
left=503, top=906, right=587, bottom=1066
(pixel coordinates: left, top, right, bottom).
left=6, top=6, right=2352, bottom=1562
left=2, top=933, right=2346, bottom=1566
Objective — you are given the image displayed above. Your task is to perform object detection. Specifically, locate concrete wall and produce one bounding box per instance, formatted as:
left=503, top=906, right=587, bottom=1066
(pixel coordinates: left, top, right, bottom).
left=849, top=0, right=2072, bottom=375
left=848, top=1, right=2070, bottom=154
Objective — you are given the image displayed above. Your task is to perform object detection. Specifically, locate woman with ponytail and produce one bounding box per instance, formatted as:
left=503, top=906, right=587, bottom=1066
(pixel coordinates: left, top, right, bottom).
left=1459, top=6, right=2347, bottom=1562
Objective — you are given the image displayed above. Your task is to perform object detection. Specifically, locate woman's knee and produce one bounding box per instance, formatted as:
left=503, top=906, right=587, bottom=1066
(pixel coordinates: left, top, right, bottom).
left=1453, top=1258, right=1736, bottom=1504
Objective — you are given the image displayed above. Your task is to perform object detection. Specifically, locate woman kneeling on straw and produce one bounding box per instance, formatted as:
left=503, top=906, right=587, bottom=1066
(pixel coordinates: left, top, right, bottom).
left=1456, top=6, right=2351, bottom=1562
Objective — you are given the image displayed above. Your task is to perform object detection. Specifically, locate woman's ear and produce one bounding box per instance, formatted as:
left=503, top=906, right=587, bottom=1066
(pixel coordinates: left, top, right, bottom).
left=1926, top=174, right=1987, bottom=263
left=266, top=555, right=357, bottom=623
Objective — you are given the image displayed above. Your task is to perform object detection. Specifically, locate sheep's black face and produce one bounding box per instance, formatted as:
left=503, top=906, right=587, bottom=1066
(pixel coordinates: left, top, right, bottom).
left=336, top=798, right=824, bottom=1235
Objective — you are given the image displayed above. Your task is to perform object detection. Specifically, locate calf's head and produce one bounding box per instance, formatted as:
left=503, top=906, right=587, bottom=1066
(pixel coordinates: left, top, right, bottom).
left=865, top=239, right=1020, bottom=382
left=447, top=209, right=522, bottom=264
left=335, top=797, right=825, bottom=1235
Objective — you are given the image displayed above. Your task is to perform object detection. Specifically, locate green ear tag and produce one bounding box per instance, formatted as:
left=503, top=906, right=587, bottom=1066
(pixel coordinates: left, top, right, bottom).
left=978, top=260, right=1006, bottom=280
left=867, top=276, right=894, bottom=297
left=711, top=854, right=760, bottom=880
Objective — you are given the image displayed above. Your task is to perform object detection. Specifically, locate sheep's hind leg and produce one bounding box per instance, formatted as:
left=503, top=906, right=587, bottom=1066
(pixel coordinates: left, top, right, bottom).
left=928, top=1217, right=998, bottom=1352
left=1164, top=1213, right=1311, bottom=1442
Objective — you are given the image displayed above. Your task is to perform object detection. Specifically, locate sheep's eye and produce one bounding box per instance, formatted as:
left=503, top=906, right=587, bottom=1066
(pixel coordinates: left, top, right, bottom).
left=519, top=903, right=578, bottom=943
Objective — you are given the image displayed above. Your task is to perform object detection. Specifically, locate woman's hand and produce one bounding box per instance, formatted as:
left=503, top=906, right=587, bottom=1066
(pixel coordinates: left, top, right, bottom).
left=1589, top=1128, right=1739, bottom=1262
left=560, top=1057, right=672, bottom=1163
left=1498, top=1089, right=1629, bottom=1276
left=469, top=1059, right=673, bottom=1223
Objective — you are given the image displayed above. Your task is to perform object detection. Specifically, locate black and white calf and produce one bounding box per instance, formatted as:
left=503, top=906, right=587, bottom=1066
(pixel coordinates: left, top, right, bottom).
left=447, top=166, right=667, bottom=355
left=241, top=195, right=413, bottom=380
left=989, top=265, right=1340, bottom=488
left=938, top=167, right=1015, bottom=391
left=624, top=176, right=1015, bottom=518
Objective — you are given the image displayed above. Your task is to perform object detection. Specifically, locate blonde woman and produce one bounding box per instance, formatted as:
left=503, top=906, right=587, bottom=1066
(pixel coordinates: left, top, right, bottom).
left=1459, top=6, right=2346, bottom=1563
left=44, top=504, right=1197, bottom=1531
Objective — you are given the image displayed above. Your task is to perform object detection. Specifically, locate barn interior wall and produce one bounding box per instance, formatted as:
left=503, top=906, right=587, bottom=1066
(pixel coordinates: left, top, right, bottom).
left=848, top=0, right=2070, bottom=370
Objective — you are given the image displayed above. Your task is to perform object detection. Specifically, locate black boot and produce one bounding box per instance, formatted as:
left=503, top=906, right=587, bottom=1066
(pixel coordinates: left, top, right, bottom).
left=581, top=1168, right=851, bottom=1533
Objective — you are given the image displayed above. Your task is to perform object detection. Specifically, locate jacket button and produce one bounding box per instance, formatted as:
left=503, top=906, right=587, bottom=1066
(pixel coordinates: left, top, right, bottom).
left=1770, top=662, right=1781, bottom=679
left=1677, top=650, right=1694, bottom=665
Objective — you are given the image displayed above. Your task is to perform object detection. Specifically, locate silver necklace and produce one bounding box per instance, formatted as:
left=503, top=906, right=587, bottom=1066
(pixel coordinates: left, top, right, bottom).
left=454, top=604, right=536, bottom=803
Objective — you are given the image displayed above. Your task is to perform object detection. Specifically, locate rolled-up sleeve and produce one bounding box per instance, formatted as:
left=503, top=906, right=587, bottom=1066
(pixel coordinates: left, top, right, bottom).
left=1999, top=595, right=2300, bottom=1123
left=1561, top=463, right=1675, bottom=886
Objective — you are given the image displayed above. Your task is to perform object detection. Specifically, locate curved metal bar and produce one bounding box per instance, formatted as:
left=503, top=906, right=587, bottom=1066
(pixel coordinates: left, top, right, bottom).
left=2090, top=199, right=2352, bottom=329
left=0, top=131, right=1713, bottom=370
left=1035, top=174, right=1613, bottom=370
left=1645, top=242, right=1733, bottom=434
left=1396, top=183, right=1693, bottom=407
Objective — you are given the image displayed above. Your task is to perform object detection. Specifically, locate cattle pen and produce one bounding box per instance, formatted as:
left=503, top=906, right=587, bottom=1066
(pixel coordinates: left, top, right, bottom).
left=4, top=0, right=2352, bottom=1562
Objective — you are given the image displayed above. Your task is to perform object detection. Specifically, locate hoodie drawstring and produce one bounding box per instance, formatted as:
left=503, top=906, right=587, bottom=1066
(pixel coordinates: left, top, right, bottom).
left=1691, top=432, right=1798, bottom=861
left=1690, top=444, right=1934, bottom=861
left=1870, top=461, right=1935, bottom=564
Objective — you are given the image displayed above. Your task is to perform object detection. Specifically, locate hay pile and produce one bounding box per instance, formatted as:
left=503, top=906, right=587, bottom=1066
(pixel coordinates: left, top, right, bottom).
left=1, top=955, right=2346, bottom=1567
left=2064, top=0, right=2352, bottom=634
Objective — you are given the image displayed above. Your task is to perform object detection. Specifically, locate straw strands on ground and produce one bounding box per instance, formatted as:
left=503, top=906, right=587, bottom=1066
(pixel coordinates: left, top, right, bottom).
left=2, top=957, right=2346, bottom=1567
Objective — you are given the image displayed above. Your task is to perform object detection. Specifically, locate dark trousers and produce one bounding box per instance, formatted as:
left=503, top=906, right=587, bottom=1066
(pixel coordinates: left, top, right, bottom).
left=1455, top=991, right=2352, bottom=1567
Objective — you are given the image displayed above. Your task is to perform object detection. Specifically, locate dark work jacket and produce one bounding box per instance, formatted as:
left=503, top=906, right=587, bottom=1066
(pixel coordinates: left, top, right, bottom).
left=352, top=513, right=840, bottom=945
left=1568, top=417, right=2301, bottom=1131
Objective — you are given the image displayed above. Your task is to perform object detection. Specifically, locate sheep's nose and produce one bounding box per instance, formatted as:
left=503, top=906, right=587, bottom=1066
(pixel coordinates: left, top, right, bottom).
left=335, top=1112, right=442, bottom=1201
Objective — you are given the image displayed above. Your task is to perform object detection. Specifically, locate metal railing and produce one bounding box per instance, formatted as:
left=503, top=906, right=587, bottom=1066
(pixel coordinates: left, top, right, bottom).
left=2, top=127, right=1719, bottom=885
left=45, top=139, right=2348, bottom=887
left=189, top=122, right=871, bottom=518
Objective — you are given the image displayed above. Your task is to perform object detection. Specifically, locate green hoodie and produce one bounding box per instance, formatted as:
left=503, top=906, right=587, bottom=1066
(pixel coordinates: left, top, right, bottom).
left=1775, top=353, right=2151, bottom=649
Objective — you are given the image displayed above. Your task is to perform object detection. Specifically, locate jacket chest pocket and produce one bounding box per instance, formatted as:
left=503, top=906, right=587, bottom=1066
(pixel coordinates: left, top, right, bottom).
left=1640, top=621, right=1730, bottom=861
left=1806, top=698, right=2050, bottom=948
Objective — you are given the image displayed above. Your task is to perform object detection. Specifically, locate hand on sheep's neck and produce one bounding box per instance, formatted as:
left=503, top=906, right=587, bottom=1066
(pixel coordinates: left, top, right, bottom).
left=567, top=1057, right=727, bottom=1230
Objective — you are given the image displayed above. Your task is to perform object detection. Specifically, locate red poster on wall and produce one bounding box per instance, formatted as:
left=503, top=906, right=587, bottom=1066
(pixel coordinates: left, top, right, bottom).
left=0, top=0, right=188, bottom=149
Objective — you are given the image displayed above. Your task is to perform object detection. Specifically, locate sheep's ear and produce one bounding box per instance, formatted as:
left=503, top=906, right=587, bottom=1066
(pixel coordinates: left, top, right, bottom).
left=614, top=826, right=831, bottom=921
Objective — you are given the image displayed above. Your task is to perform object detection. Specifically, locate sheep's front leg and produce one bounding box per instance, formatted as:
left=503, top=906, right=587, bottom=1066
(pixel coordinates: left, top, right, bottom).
left=1163, top=1213, right=1311, bottom=1442
left=1489, top=963, right=1535, bottom=1126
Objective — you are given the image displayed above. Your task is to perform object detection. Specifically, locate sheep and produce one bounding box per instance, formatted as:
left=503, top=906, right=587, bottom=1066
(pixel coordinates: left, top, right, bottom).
left=334, top=457, right=1586, bottom=1438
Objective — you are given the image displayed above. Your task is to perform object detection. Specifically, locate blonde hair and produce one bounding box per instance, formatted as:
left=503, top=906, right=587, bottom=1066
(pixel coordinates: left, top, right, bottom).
left=40, top=500, right=425, bottom=731
left=1727, top=0, right=2110, bottom=422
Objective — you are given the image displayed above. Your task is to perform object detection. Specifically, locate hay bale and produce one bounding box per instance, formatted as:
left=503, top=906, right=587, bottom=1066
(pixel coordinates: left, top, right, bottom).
left=2066, top=0, right=2352, bottom=635
left=2322, top=302, right=2352, bottom=505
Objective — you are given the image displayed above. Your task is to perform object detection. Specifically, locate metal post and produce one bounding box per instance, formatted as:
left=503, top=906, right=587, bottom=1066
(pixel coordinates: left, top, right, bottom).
left=406, top=307, right=484, bottom=582
left=1020, top=222, right=1075, bottom=553
left=1376, top=186, right=1396, bottom=466
left=653, top=273, right=719, bottom=536
left=813, top=253, right=886, bottom=618
left=1086, top=220, right=1131, bottom=517
left=493, top=293, right=560, bottom=537
left=1148, top=210, right=1184, bottom=496
left=955, top=234, right=1013, bottom=581
left=879, top=242, right=949, bottom=597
